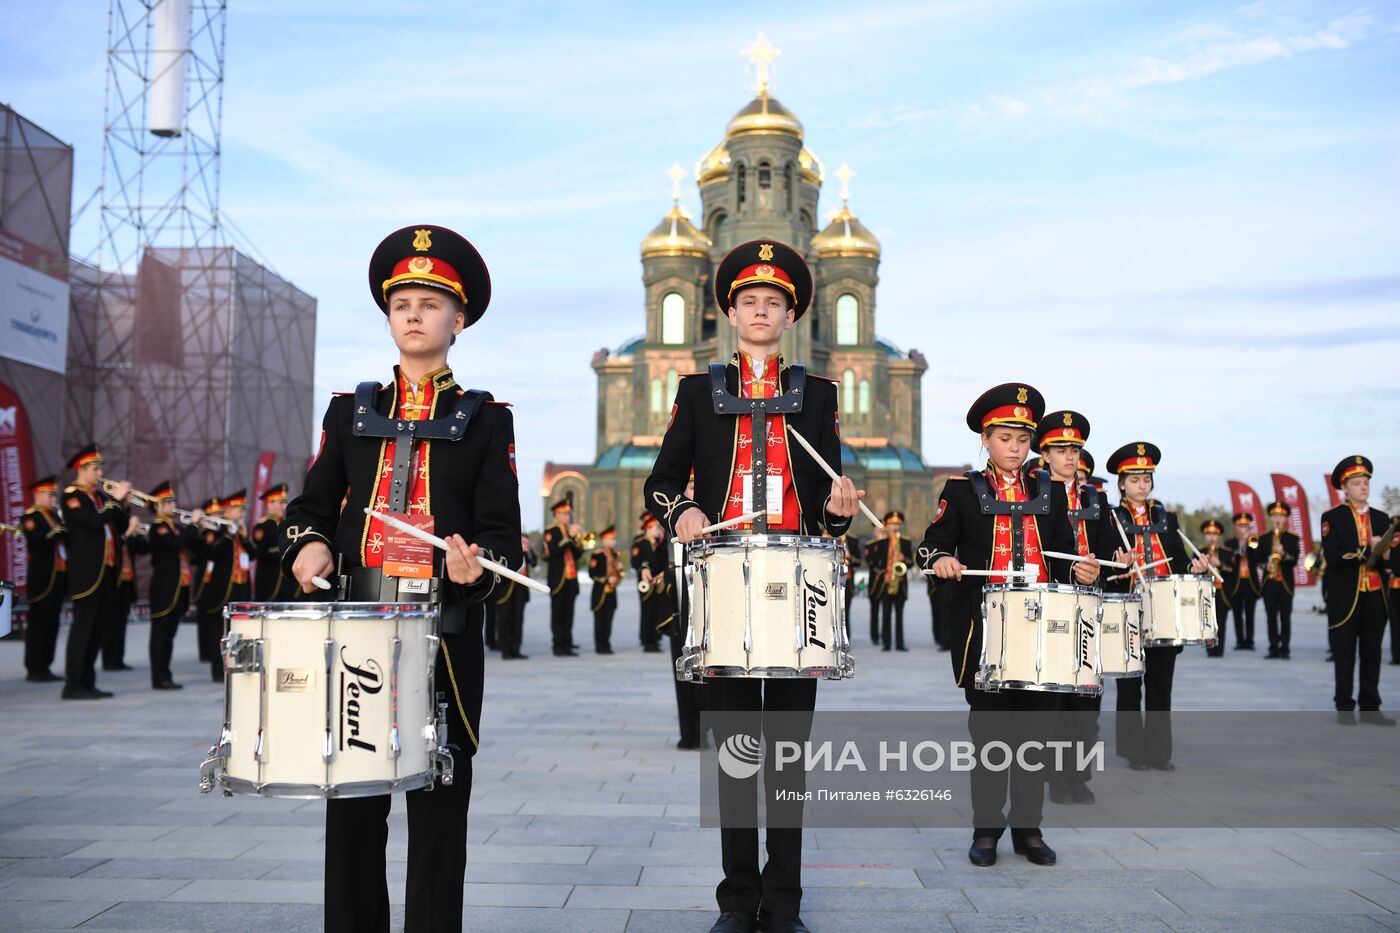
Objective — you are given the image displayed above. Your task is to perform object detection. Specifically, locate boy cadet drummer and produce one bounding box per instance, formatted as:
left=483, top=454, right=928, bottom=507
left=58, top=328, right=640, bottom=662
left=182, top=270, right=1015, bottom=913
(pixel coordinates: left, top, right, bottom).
left=645, top=240, right=863, bottom=933
left=283, top=225, right=522, bottom=932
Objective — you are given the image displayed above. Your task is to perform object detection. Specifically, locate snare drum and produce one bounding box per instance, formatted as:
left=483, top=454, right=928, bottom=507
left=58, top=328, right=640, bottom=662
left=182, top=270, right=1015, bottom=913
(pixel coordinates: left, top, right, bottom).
left=0, top=581, right=13, bottom=638
left=200, top=602, right=453, bottom=798
left=1098, top=592, right=1144, bottom=678
left=978, top=583, right=1102, bottom=695
left=678, top=534, right=853, bottom=681
left=1142, top=575, right=1218, bottom=646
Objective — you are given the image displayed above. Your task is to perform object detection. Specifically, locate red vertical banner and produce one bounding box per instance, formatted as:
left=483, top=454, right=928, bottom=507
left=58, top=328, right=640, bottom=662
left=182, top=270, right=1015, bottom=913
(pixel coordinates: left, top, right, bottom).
left=1324, top=475, right=1342, bottom=509
left=1271, top=473, right=1315, bottom=587
left=248, top=452, right=277, bottom=527
left=0, top=383, right=37, bottom=587
left=1226, top=480, right=1267, bottom=531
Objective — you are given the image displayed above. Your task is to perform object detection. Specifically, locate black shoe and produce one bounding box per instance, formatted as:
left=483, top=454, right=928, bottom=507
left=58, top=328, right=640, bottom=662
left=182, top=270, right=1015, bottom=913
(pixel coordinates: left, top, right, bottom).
left=103, top=663, right=135, bottom=672
left=1264, top=651, right=1280, bottom=659
left=1325, top=654, right=1335, bottom=663
left=1071, top=782, right=1096, bottom=804
left=26, top=670, right=61, bottom=683
left=896, top=645, right=909, bottom=652
left=881, top=646, right=891, bottom=652
left=1233, top=644, right=1247, bottom=650
left=554, top=649, right=578, bottom=657
left=1012, top=834, right=1057, bottom=866
left=153, top=681, right=184, bottom=690
left=1337, top=711, right=1356, bottom=725
left=1280, top=652, right=1290, bottom=659
left=968, top=836, right=998, bottom=867
left=1359, top=711, right=1397, bottom=726
left=211, top=672, right=224, bottom=682
left=597, top=647, right=614, bottom=655
left=60, top=687, right=106, bottom=700
left=1048, top=782, right=1073, bottom=804
left=1390, top=659, right=1400, bottom=666
left=1206, top=649, right=1223, bottom=657
left=937, top=644, right=950, bottom=652
left=1244, top=642, right=1256, bottom=650
left=515, top=652, right=529, bottom=660
left=1151, top=761, right=1175, bottom=772
left=571, top=643, right=581, bottom=650
left=709, top=911, right=756, bottom=933
left=1129, top=760, right=1150, bottom=771
left=758, top=913, right=812, bottom=933
left=643, top=644, right=663, bottom=653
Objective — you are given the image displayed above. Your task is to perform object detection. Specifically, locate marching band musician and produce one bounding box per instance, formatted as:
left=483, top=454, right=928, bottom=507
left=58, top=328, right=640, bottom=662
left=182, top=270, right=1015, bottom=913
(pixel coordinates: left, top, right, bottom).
left=145, top=481, right=201, bottom=690
left=1223, top=512, right=1261, bottom=650
left=1321, top=456, right=1395, bottom=725
left=60, top=444, right=130, bottom=700
left=841, top=533, right=859, bottom=640
left=282, top=224, right=522, bottom=931
left=644, top=239, right=862, bottom=933
left=190, top=495, right=221, bottom=664
left=20, top=475, right=65, bottom=683
left=873, top=510, right=911, bottom=651
left=1037, top=410, right=1102, bottom=806
left=1200, top=519, right=1234, bottom=658
left=919, top=386, right=1099, bottom=868
left=251, top=483, right=296, bottom=601
left=587, top=524, right=621, bottom=654
left=1258, top=501, right=1300, bottom=660
left=543, top=497, right=583, bottom=657
left=863, top=527, right=885, bottom=646
left=1104, top=442, right=1210, bottom=772
left=493, top=534, right=536, bottom=660
left=196, top=490, right=251, bottom=683
left=633, top=513, right=666, bottom=653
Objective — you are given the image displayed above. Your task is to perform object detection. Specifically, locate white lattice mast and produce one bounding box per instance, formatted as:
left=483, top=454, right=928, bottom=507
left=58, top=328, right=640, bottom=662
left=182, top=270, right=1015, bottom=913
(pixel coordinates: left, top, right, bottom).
left=95, top=0, right=227, bottom=273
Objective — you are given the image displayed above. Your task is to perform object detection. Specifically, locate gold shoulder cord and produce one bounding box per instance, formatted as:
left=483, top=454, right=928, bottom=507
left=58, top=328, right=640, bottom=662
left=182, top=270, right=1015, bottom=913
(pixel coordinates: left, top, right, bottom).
left=439, top=640, right=479, bottom=749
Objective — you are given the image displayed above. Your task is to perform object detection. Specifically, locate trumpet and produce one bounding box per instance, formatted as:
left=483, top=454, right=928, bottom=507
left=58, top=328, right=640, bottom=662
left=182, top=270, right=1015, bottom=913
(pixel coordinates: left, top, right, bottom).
left=173, top=508, right=238, bottom=532
left=578, top=531, right=597, bottom=550
left=0, top=521, right=20, bottom=538
left=100, top=478, right=155, bottom=507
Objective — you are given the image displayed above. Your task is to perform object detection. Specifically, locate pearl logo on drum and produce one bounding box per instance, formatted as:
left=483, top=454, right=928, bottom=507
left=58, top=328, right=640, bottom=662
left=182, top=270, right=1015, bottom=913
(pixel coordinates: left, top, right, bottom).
left=802, top=572, right=829, bottom=649
left=275, top=668, right=313, bottom=692
left=339, top=647, right=384, bottom=753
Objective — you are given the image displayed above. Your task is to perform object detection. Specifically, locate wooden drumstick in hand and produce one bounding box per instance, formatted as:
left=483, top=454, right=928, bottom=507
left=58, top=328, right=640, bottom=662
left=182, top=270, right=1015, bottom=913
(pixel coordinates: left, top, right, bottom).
left=786, top=426, right=884, bottom=530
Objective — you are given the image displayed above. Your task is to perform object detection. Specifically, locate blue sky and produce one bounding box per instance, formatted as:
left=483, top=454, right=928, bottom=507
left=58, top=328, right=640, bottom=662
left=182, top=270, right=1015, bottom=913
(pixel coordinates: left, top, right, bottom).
left=5, top=0, right=1399, bottom=527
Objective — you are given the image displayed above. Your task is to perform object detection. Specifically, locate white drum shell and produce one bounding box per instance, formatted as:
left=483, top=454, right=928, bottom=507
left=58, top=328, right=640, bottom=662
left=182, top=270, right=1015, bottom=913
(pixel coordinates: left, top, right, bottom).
left=978, top=583, right=1102, bottom=695
left=1142, top=575, right=1218, bottom=646
left=0, top=582, right=13, bottom=638
left=1098, top=592, right=1145, bottom=678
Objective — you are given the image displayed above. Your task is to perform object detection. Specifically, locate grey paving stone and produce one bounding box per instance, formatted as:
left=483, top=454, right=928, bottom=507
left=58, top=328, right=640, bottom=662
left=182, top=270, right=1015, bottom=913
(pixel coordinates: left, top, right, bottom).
left=1163, top=915, right=1394, bottom=932
left=949, top=914, right=1177, bottom=932
left=1157, top=888, right=1387, bottom=914
left=0, top=839, right=91, bottom=859
left=470, top=843, right=595, bottom=864
left=0, top=825, right=176, bottom=842
left=0, top=857, right=108, bottom=879
left=0, top=876, right=189, bottom=901
left=963, top=888, right=1179, bottom=914
left=66, top=839, right=257, bottom=860
left=74, top=901, right=323, bottom=931
left=163, top=878, right=322, bottom=904
left=76, top=858, right=285, bottom=880
left=0, top=899, right=120, bottom=929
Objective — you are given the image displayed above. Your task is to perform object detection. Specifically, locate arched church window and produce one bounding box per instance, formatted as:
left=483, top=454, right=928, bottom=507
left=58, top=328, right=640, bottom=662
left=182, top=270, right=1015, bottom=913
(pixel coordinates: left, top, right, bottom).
left=708, top=211, right=727, bottom=243
left=836, top=293, right=859, bottom=345
left=859, top=379, right=871, bottom=417
left=661, top=292, right=685, bottom=345
left=650, top=378, right=663, bottom=415
left=842, top=370, right=856, bottom=414
left=666, top=369, right=679, bottom=405
left=758, top=161, right=772, bottom=189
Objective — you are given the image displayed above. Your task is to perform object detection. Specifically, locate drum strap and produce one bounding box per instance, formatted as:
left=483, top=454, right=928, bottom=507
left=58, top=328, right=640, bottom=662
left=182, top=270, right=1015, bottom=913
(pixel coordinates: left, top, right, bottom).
left=1068, top=484, right=1102, bottom=524
left=967, top=468, right=1051, bottom=570
left=1118, top=503, right=1169, bottom=564
left=708, top=363, right=806, bottom=534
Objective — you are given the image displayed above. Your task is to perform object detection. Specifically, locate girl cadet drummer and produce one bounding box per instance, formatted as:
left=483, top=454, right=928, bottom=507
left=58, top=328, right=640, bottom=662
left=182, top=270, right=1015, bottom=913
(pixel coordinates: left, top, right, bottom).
left=282, top=224, right=522, bottom=933
left=918, top=384, right=1101, bottom=868
left=1103, top=442, right=1209, bottom=772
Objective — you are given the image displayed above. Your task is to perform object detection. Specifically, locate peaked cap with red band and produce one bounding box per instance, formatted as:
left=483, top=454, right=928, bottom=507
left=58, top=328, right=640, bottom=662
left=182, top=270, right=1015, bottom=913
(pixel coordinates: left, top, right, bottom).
left=1331, top=455, right=1372, bottom=490
left=150, top=480, right=177, bottom=501
left=30, top=475, right=58, bottom=495
left=222, top=489, right=248, bottom=510
left=367, top=224, right=492, bottom=325
left=713, top=239, right=813, bottom=319
left=965, top=383, right=1045, bottom=433
left=67, top=443, right=103, bottom=471
left=1106, top=441, right=1161, bottom=475
left=1036, top=409, right=1090, bottom=449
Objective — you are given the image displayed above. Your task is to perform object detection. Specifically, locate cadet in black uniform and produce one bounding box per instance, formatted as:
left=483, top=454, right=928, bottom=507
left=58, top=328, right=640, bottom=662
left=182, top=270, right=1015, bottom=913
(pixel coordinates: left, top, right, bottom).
left=20, top=476, right=65, bottom=682
left=494, top=533, right=535, bottom=660
left=840, top=533, right=858, bottom=640
left=587, top=525, right=620, bottom=654
left=251, top=483, right=296, bottom=601
left=1258, top=501, right=1300, bottom=659
left=190, top=495, right=220, bottom=663
left=1321, top=456, right=1396, bottom=725
left=197, top=490, right=251, bottom=682
left=1104, top=443, right=1209, bottom=771
left=645, top=240, right=862, bottom=933
left=1199, top=519, right=1234, bottom=657
left=1223, top=512, right=1261, bottom=649
left=919, top=386, right=1099, bottom=868
left=873, top=511, right=911, bottom=651
left=542, top=498, right=583, bottom=656
left=60, top=444, right=130, bottom=700
left=145, top=481, right=201, bottom=690
left=633, top=513, right=666, bottom=653
left=282, top=224, right=522, bottom=932
left=863, top=530, right=884, bottom=645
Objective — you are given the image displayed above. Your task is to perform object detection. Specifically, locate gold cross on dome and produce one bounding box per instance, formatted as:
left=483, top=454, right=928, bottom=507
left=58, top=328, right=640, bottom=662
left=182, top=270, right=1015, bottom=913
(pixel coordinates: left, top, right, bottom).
left=742, top=32, right=780, bottom=95
left=834, top=162, right=855, bottom=205
left=666, top=162, right=686, bottom=203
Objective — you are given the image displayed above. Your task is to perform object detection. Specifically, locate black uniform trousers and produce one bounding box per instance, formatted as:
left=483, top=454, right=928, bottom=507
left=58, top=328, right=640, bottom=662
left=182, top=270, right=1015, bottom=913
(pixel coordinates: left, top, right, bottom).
left=932, top=585, right=953, bottom=650
left=499, top=591, right=526, bottom=656
left=868, top=590, right=882, bottom=645
left=148, top=590, right=188, bottom=686
left=1231, top=591, right=1257, bottom=647
left=639, top=592, right=665, bottom=649
left=593, top=590, right=616, bottom=652
left=324, top=632, right=474, bottom=933
left=1388, top=586, right=1400, bottom=664
left=965, top=684, right=1060, bottom=839
left=1115, top=645, right=1179, bottom=767
left=1050, top=692, right=1101, bottom=789
left=103, top=581, right=134, bottom=668
left=65, top=572, right=115, bottom=691
left=706, top=678, right=816, bottom=918
left=668, top=628, right=702, bottom=745
left=1207, top=591, right=1229, bottom=655
left=24, top=591, right=63, bottom=676
left=549, top=579, right=578, bottom=652
left=1332, top=591, right=1387, bottom=711
left=483, top=598, right=497, bottom=650
left=880, top=593, right=906, bottom=650
left=1262, top=580, right=1293, bottom=656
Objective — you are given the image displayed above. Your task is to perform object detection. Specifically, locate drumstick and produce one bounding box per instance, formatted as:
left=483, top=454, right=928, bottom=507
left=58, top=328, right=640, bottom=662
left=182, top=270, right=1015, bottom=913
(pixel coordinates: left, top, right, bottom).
left=1106, top=556, right=1172, bottom=582
left=1176, top=529, right=1225, bottom=583
left=785, top=427, right=884, bottom=530
left=365, top=509, right=551, bottom=595
left=1041, top=549, right=1127, bottom=569
left=922, top=568, right=1036, bottom=579
left=1111, top=510, right=1152, bottom=592
left=698, top=511, right=761, bottom=535
left=310, top=576, right=332, bottom=591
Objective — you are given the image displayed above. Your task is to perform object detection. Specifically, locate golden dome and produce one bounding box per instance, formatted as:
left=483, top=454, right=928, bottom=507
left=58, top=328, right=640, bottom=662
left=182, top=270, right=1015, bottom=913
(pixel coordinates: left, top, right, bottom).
left=725, top=92, right=803, bottom=140
left=798, top=146, right=824, bottom=184
left=640, top=204, right=712, bottom=259
left=811, top=205, right=880, bottom=259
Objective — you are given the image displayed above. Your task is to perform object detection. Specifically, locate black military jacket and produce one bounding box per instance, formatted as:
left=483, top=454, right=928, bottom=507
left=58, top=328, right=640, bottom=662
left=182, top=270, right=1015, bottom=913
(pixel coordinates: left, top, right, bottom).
left=61, top=484, right=129, bottom=600
left=1255, top=529, right=1300, bottom=595
left=1321, top=502, right=1392, bottom=627
left=251, top=516, right=296, bottom=601
left=147, top=517, right=200, bottom=619
left=644, top=355, right=851, bottom=538
left=867, top=533, right=914, bottom=600
left=196, top=527, right=251, bottom=614
left=542, top=524, right=583, bottom=593
left=20, top=505, right=65, bottom=603
left=1222, top=535, right=1262, bottom=599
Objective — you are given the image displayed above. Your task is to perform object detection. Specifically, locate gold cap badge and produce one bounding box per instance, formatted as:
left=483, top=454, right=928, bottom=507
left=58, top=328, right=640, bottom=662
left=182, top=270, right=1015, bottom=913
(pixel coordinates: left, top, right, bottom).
left=1136, top=443, right=1146, bottom=455
left=1062, top=412, right=1073, bottom=426
left=758, top=243, right=775, bottom=261
left=407, top=256, right=434, bottom=274
left=412, top=229, right=433, bottom=251
left=754, top=264, right=775, bottom=278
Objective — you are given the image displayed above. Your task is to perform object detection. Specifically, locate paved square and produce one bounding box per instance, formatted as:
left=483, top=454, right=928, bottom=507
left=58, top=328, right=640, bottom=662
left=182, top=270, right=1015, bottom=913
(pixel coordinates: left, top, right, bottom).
left=0, top=589, right=1396, bottom=931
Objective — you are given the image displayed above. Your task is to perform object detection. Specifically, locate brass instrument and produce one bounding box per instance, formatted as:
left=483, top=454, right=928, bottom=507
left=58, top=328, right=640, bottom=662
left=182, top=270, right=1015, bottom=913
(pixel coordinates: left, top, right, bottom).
left=886, top=561, right=908, bottom=596
left=1304, top=551, right=1323, bottom=574
left=0, top=521, right=20, bottom=538
left=1367, top=516, right=1400, bottom=569
left=1246, top=533, right=1259, bottom=550
left=637, top=578, right=652, bottom=595
left=605, top=547, right=623, bottom=590
left=578, top=531, right=597, bottom=550
left=100, top=478, right=155, bottom=507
